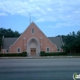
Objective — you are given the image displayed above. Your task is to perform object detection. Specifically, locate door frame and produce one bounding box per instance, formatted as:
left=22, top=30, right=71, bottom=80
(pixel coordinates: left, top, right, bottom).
left=30, top=48, right=36, bottom=56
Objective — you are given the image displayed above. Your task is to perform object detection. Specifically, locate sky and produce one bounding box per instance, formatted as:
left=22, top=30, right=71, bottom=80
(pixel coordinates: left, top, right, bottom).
left=0, top=0, right=80, bottom=37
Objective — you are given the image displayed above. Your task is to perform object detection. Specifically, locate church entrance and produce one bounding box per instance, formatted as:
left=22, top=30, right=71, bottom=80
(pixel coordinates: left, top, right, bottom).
left=31, top=48, right=36, bottom=56
left=27, top=37, right=40, bottom=57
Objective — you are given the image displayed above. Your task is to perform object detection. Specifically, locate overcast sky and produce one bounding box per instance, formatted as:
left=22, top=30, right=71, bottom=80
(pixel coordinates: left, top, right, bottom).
left=0, top=0, right=80, bottom=37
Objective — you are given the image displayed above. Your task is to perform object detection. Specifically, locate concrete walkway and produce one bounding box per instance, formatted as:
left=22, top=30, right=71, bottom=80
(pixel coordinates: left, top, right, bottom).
left=0, top=56, right=80, bottom=59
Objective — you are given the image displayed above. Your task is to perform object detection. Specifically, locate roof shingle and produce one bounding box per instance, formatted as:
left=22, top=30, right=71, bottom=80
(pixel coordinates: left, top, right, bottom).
left=48, top=36, right=63, bottom=48
left=2, top=38, right=18, bottom=49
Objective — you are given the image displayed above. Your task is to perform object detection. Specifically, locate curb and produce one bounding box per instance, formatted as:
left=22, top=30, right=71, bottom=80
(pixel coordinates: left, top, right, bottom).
left=0, top=56, right=80, bottom=59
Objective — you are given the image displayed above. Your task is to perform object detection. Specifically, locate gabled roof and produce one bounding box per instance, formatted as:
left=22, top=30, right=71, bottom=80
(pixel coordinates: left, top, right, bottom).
left=48, top=36, right=63, bottom=48
left=2, top=22, right=64, bottom=49
left=11, top=22, right=42, bottom=46
left=2, top=38, right=18, bottom=49
left=2, top=37, right=63, bottom=49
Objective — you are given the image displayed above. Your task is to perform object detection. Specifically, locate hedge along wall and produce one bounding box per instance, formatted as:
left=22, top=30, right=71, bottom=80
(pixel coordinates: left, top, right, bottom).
left=0, top=52, right=27, bottom=57
left=40, top=51, right=68, bottom=56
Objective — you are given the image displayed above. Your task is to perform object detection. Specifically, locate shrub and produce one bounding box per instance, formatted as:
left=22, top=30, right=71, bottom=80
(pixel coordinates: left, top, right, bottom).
left=21, top=52, right=27, bottom=56
left=40, top=51, right=68, bottom=56
left=67, top=53, right=80, bottom=56
left=0, top=52, right=27, bottom=57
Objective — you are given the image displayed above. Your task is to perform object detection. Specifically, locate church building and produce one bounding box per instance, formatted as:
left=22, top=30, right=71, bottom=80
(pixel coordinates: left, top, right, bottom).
left=1, top=22, right=63, bottom=57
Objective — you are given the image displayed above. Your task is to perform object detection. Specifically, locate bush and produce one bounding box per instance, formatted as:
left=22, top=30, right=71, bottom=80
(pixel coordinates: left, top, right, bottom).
left=21, top=52, right=27, bottom=56
left=67, top=53, right=80, bottom=56
left=40, top=51, right=68, bottom=56
left=0, top=52, right=27, bottom=57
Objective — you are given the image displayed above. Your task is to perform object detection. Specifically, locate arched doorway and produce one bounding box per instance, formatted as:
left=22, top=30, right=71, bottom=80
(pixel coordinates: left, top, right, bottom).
left=27, top=37, right=40, bottom=57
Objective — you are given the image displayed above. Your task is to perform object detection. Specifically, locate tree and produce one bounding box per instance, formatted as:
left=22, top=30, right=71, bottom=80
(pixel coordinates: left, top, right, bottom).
left=62, top=31, right=80, bottom=53
left=0, top=28, right=21, bottom=52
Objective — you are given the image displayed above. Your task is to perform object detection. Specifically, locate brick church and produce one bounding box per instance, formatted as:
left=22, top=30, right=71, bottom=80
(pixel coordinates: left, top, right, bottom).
left=1, top=22, right=63, bottom=56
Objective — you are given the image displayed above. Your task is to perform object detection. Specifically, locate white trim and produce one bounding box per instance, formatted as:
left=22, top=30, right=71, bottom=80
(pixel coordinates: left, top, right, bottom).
left=17, top=47, right=21, bottom=53
left=46, top=47, right=50, bottom=52
left=27, top=37, right=40, bottom=44
left=27, top=37, right=40, bottom=56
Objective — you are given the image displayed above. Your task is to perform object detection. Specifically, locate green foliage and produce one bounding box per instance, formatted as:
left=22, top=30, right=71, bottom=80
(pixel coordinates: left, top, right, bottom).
left=0, top=52, right=27, bottom=57
left=40, top=51, right=68, bottom=56
left=21, top=52, right=27, bottom=56
left=0, top=28, right=21, bottom=51
left=0, top=28, right=21, bottom=38
left=62, top=31, right=80, bottom=53
left=68, top=53, right=80, bottom=56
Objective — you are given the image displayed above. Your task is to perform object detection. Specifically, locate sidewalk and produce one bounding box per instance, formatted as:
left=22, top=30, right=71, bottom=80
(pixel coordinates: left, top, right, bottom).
left=0, top=56, right=80, bottom=59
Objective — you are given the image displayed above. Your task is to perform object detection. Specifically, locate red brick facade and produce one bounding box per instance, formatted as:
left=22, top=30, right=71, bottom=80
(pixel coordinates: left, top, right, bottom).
left=2, top=22, right=58, bottom=56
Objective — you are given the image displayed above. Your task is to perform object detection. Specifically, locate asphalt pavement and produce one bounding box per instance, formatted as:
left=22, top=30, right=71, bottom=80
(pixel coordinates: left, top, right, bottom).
left=0, top=58, right=80, bottom=80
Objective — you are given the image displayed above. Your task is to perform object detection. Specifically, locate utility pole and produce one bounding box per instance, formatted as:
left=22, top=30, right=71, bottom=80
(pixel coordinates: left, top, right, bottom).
left=29, top=13, right=31, bottom=24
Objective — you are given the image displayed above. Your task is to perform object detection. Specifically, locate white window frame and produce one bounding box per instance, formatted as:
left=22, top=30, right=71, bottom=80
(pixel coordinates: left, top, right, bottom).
left=46, top=47, right=50, bottom=52
left=17, top=47, right=21, bottom=53
left=31, top=29, right=35, bottom=34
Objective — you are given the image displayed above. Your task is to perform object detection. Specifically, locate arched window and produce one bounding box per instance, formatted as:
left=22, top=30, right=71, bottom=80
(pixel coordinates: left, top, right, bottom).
left=46, top=47, right=50, bottom=52
left=32, top=29, right=34, bottom=34
left=17, top=48, right=21, bottom=53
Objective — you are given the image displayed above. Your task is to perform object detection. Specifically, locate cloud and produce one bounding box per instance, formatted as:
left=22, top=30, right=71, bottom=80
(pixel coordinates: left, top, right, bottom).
left=0, top=0, right=80, bottom=28
left=49, top=21, right=80, bottom=29
left=49, top=25, right=62, bottom=29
